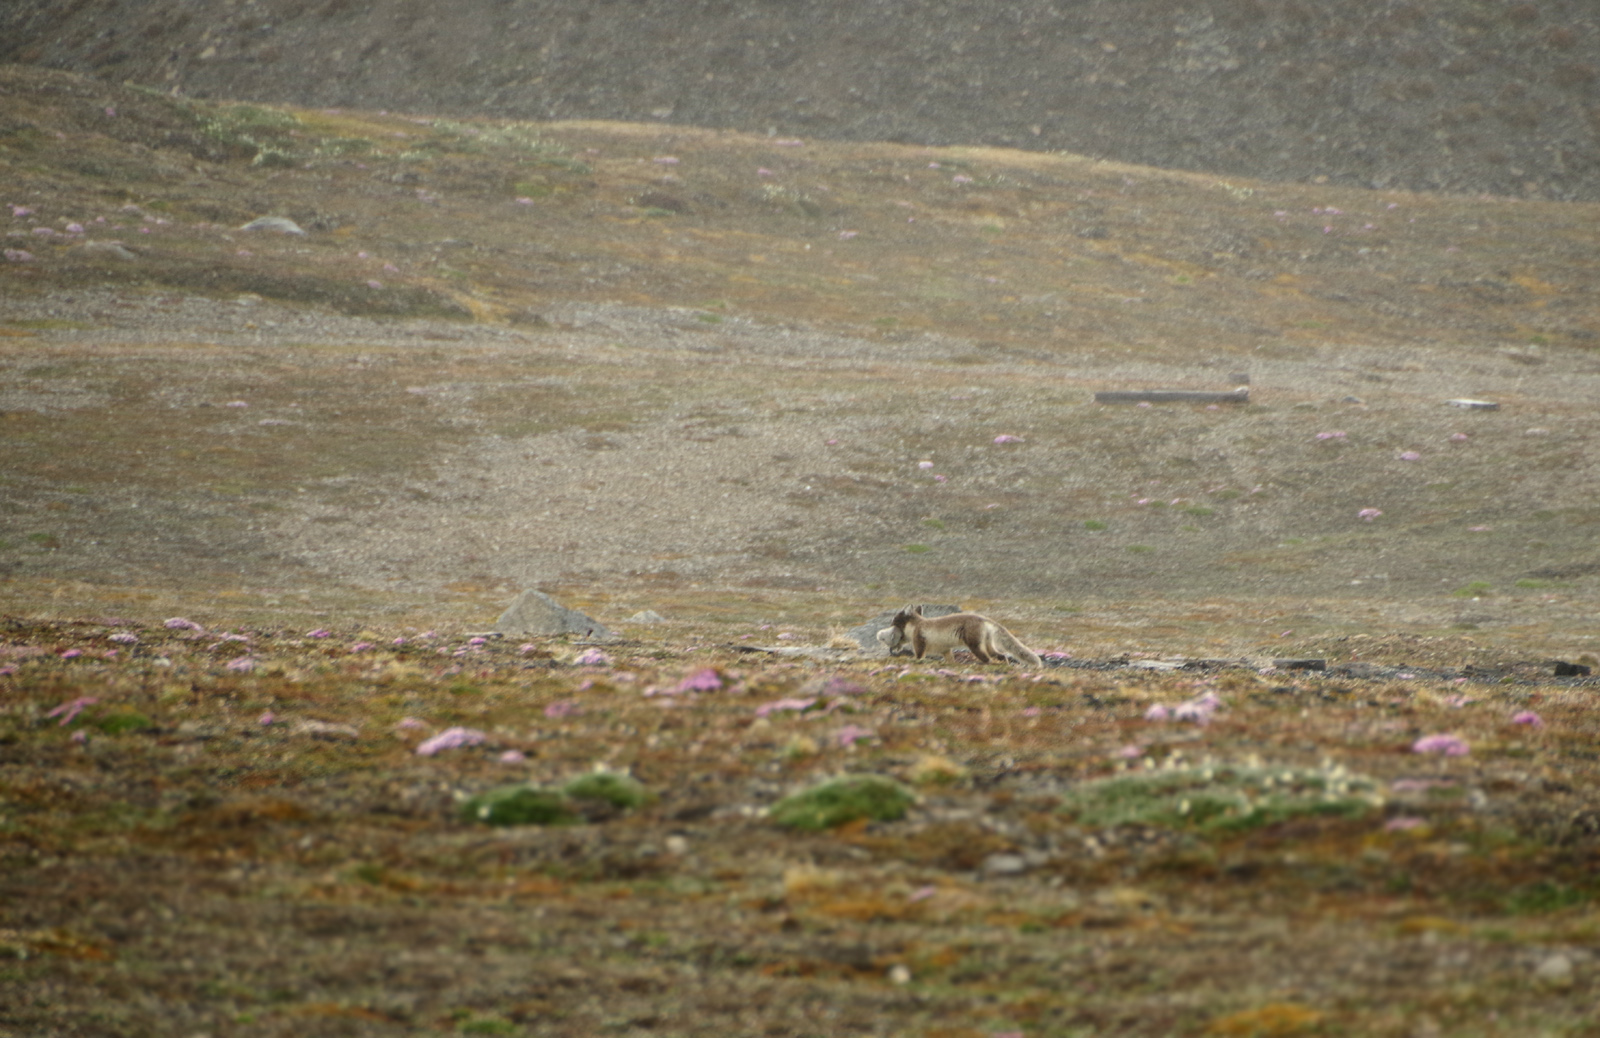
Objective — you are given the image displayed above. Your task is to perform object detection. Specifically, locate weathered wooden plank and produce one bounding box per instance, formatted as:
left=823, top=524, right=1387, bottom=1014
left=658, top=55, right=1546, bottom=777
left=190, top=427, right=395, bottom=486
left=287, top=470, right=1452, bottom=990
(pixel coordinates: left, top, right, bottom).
left=1094, top=389, right=1250, bottom=405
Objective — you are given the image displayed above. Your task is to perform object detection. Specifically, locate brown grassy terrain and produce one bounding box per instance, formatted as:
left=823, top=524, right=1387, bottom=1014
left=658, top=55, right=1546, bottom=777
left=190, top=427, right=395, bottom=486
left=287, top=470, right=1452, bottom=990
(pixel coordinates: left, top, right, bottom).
left=3, top=66, right=1600, bottom=1037
left=3, top=619, right=1599, bottom=1038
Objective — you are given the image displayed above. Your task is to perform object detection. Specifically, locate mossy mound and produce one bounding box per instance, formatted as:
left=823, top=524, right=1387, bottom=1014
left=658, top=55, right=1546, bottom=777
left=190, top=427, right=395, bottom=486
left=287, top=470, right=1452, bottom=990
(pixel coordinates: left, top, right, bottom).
left=770, top=774, right=916, bottom=831
left=1059, top=760, right=1383, bottom=835
left=562, top=771, right=651, bottom=812
left=459, top=785, right=580, bottom=827
left=94, top=709, right=156, bottom=735
left=461, top=772, right=652, bottom=827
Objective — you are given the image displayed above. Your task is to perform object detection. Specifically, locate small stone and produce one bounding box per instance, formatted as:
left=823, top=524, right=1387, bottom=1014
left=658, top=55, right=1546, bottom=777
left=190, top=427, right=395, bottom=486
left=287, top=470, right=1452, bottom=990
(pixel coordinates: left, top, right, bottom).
left=239, top=216, right=306, bottom=235
left=81, top=240, right=139, bottom=261
left=290, top=719, right=360, bottom=741
left=664, top=835, right=689, bottom=856
left=981, top=853, right=1028, bottom=877
left=1534, top=953, right=1574, bottom=989
left=626, top=610, right=666, bottom=624
left=887, top=964, right=912, bottom=985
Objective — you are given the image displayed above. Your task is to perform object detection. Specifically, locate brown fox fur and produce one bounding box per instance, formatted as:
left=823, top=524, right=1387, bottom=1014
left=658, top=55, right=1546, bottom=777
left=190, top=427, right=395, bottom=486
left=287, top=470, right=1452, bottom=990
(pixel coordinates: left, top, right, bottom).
left=885, top=605, right=1042, bottom=667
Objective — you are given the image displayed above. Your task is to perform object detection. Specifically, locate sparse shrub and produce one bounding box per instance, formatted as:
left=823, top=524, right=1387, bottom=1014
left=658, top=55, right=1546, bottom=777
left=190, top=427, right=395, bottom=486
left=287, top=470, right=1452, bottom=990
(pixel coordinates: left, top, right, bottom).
left=770, top=774, right=915, bottom=830
left=251, top=146, right=297, bottom=169
left=904, top=544, right=932, bottom=554
left=1060, top=759, right=1382, bottom=835
left=315, top=137, right=374, bottom=157
left=198, top=103, right=302, bottom=164
left=1126, top=544, right=1154, bottom=554
left=350, top=863, right=386, bottom=885
left=783, top=735, right=820, bottom=759
left=1082, top=519, right=1108, bottom=531
left=1505, top=880, right=1594, bottom=915
left=908, top=754, right=968, bottom=787
left=1452, top=581, right=1493, bottom=598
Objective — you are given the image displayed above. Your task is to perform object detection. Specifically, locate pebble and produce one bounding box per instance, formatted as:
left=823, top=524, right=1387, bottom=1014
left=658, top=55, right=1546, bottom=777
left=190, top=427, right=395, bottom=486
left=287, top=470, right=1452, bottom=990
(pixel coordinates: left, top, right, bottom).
left=981, top=853, right=1028, bottom=877
left=1533, top=953, right=1574, bottom=989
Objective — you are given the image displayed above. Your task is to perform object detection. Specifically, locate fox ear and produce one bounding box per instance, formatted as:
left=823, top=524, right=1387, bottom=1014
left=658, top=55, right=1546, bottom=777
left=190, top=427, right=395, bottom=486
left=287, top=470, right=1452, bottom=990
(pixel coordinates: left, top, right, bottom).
left=910, top=605, right=925, bottom=617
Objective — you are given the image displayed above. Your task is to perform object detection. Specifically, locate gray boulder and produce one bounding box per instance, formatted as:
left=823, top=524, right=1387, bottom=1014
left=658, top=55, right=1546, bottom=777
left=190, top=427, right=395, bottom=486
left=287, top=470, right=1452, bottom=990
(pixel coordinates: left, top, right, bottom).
left=493, top=590, right=617, bottom=641
left=846, top=603, right=962, bottom=655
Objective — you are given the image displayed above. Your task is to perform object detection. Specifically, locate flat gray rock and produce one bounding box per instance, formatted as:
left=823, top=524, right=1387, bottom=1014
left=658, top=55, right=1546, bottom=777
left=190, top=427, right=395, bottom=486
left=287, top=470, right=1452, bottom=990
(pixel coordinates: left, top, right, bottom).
left=731, top=644, right=855, bottom=661
left=845, top=603, right=962, bottom=656
left=81, top=240, right=139, bottom=261
left=240, top=216, right=306, bottom=235
left=493, top=589, right=617, bottom=641
left=626, top=610, right=666, bottom=624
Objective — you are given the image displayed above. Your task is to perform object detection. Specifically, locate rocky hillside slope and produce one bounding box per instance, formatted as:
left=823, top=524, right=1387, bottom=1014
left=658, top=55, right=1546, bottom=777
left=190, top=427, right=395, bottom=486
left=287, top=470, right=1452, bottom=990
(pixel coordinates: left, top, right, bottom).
left=4, top=0, right=1598, bottom=200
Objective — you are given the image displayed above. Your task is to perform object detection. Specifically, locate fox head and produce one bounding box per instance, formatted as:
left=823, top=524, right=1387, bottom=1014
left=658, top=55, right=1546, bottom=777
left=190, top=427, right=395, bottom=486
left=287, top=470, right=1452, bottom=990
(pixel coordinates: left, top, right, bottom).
left=890, top=605, right=923, bottom=631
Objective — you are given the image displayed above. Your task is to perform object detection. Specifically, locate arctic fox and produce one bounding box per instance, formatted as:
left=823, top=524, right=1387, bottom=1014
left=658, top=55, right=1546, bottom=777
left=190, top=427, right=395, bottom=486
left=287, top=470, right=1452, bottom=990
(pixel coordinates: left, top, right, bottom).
left=881, top=605, right=1042, bottom=667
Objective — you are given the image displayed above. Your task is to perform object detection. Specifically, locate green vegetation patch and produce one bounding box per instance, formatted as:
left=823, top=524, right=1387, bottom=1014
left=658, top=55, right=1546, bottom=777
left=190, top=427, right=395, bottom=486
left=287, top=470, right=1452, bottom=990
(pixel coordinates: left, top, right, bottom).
left=770, top=774, right=916, bottom=831
left=460, top=771, right=651, bottom=827
left=94, top=709, right=156, bottom=736
left=562, top=771, right=651, bottom=812
left=459, top=785, right=580, bottom=827
left=1503, top=880, right=1597, bottom=916
left=1060, top=759, right=1383, bottom=835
